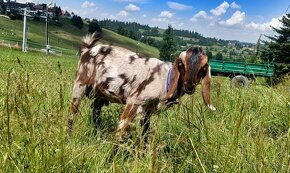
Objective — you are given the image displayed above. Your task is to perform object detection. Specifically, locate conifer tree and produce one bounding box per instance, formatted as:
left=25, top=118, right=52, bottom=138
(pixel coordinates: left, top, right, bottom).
left=159, top=25, right=176, bottom=61
left=0, top=0, right=6, bottom=14
left=261, top=13, right=290, bottom=84
left=88, top=20, right=102, bottom=34
left=216, top=52, right=223, bottom=60
left=71, top=15, right=83, bottom=29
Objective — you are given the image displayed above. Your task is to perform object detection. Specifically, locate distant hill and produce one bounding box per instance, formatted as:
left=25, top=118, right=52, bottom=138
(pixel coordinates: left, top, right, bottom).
left=0, top=16, right=159, bottom=57
left=0, top=14, right=256, bottom=61
left=97, top=19, right=254, bottom=49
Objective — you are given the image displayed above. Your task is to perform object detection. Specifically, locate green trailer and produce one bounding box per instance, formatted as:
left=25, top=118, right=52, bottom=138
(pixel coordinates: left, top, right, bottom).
left=209, top=59, right=275, bottom=86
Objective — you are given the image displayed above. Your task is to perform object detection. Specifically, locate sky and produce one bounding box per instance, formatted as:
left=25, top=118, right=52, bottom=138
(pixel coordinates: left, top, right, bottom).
left=15, top=0, right=290, bottom=43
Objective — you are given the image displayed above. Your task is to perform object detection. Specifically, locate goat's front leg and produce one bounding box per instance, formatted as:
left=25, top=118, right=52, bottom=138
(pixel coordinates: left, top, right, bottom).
left=140, top=110, right=151, bottom=143
left=67, top=81, right=86, bottom=134
left=116, top=104, right=138, bottom=140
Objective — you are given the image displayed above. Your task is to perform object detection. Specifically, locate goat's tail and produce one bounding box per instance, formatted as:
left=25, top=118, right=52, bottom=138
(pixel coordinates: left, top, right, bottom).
left=81, top=32, right=102, bottom=49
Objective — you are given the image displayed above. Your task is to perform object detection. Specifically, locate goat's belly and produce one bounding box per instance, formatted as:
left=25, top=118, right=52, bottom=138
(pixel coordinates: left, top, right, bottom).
left=98, top=90, right=127, bottom=104
left=95, top=80, right=132, bottom=104
left=91, top=88, right=124, bottom=104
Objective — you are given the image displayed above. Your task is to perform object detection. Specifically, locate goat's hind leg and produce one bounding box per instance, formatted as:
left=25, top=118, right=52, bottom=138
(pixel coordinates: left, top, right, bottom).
left=91, top=96, right=109, bottom=128
left=116, top=104, right=138, bottom=140
left=67, top=81, right=86, bottom=134
left=113, top=104, right=138, bottom=156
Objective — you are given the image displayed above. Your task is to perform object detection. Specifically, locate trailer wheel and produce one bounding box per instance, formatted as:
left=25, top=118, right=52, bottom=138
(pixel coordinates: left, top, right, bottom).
left=231, top=75, right=250, bottom=87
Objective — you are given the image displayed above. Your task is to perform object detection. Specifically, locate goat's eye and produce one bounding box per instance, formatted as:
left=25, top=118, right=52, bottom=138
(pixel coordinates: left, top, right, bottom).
left=199, top=66, right=207, bottom=77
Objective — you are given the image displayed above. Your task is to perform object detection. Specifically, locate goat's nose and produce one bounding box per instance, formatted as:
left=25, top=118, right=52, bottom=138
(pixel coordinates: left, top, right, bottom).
left=186, top=84, right=194, bottom=91
left=185, top=82, right=195, bottom=93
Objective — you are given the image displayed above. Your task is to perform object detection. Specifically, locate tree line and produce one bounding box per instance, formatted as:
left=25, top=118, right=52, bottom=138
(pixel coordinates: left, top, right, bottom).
left=96, top=19, right=233, bottom=47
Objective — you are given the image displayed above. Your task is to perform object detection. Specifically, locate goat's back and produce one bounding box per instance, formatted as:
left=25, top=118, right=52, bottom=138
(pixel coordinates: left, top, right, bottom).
left=79, top=43, right=171, bottom=105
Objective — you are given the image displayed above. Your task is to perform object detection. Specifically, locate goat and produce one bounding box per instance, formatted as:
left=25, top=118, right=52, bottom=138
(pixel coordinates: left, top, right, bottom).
left=67, top=32, right=216, bottom=139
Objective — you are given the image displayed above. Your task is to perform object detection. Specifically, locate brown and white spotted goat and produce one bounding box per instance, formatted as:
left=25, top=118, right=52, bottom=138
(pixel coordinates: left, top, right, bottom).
left=67, top=32, right=216, bottom=139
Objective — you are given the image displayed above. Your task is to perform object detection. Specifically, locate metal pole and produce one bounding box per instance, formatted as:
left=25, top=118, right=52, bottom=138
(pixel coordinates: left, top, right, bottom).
left=45, top=6, right=49, bottom=54
left=22, top=8, right=27, bottom=52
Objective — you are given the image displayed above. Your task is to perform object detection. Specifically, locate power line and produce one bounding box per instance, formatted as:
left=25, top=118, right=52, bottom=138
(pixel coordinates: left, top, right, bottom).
left=285, top=4, right=290, bottom=14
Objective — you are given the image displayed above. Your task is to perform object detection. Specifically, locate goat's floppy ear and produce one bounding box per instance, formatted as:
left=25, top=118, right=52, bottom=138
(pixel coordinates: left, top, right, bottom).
left=165, top=58, right=184, bottom=100
left=202, top=65, right=216, bottom=111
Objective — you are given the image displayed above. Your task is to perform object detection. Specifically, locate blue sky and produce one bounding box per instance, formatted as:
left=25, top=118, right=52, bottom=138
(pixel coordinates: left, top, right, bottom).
left=17, top=0, right=290, bottom=43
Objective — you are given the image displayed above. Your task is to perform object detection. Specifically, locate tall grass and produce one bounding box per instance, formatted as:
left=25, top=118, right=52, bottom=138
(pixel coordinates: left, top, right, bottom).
left=0, top=47, right=289, bottom=172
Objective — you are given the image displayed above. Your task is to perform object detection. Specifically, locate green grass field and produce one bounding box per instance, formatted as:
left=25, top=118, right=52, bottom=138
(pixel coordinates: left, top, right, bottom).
left=0, top=47, right=289, bottom=172
left=0, top=17, right=159, bottom=57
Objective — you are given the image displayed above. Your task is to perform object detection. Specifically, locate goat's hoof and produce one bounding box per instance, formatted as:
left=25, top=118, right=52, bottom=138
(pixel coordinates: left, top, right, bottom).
left=207, top=104, right=216, bottom=111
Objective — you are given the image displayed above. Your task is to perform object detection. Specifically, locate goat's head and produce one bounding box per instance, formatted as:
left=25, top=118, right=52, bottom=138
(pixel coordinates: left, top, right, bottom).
left=181, top=47, right=208, bottom=93
left=166, top=46, right=216, bottom=110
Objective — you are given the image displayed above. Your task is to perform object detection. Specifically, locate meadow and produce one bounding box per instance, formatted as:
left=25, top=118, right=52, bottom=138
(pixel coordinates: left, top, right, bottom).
left=0, top=46, right=289, bottom=172
left=0, top=17, right=159, bottom=57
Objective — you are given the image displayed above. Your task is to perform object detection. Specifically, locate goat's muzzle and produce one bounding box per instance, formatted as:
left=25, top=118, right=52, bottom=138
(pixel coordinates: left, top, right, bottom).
left=184, top=82, right=195, bottom=94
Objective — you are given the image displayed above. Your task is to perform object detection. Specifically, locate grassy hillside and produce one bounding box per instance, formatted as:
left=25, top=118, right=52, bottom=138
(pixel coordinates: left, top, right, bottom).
left=102, top=29, right=159, bottom=58
left=0, top=47, right=289, bottom=172
left=0, top=16, right=159, bottom=57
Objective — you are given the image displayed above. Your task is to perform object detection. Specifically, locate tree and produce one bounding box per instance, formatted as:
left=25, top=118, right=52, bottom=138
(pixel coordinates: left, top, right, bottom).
left=159, top=25, right=176, bottom=61
left=128, top=30, right=135, bottom=39
left=261, top=13, right=290, bottom=84
left=207, top=51, right=213, bottom=60
left=71, top=15, right=83, bottom=29
left=55, top=6, right=62, bottom=18
left=255, top=34, right=262, bottom=56
left=0, top=0, right=6, bottom=14
left=64, top=10, right=71, bottom=17
left=88, top=20, right=102, bottom=33
left=117, top=26, right=127, bottom=36
left=128, top=30, right=141, bottom=40
left=51, top=6, right=62, bottom=26
left=8, top=9, right=22, bottom=20
left=216, top=52, right=223, bottom=60
left=34, top=10, right=42, bottom=21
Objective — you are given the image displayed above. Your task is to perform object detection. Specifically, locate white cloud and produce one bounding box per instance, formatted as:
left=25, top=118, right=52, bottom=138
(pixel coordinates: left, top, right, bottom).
left=230, top=2, right=241, bottom=9
left=246, top=17, right=281, bottom=31
left=12, top=0, right=32, bottom=3
left=152, top=18, right=170, bottom=23
left=81, top=1, right=96, bottom=8
left=159, top=11, right=174, bottom=18
left=210, top=1, right=229, bottom=16
left=194, top=11, right=208, bottom=18
left=62, top=6, right=69, bottom=11
left=246, top=22, right=266, bottom=31
left=82, top=6, right=99, bottom=16
left=79, top=1, right=98, bottom=17
left=142, top=14, right=147, bottom=17
left=125, top=3, right=140, bottom=11
left=151, top=18, right=184, bottom=29
left=117, top=10, right=129, bottom=17
left=175, top=22, right=184, bottom=28
left=219, top=11, right=245, bottom=26
left=190, top=10, right=213, bottom=22
left=12, top=0, right=51, bottom=3
left=62, top=6, right=80, bottom=15
left=114, top=0, right=147, bottom=3
left=101, top=13, right=116, bottom=19
left=167, top=1, right=192, bottom=10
